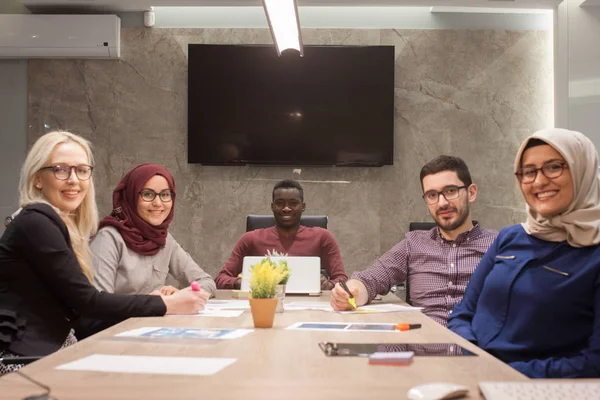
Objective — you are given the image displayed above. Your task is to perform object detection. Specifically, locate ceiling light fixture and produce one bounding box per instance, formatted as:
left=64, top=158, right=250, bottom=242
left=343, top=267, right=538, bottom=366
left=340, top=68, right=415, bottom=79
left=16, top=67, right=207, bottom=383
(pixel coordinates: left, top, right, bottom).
left=262, top=0, right=303, bottom=57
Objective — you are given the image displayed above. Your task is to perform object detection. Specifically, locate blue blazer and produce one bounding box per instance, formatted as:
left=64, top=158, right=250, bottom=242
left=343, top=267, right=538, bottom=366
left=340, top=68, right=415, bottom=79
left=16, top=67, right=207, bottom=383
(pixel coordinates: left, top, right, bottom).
left=448, top=224, right=600, bottom=378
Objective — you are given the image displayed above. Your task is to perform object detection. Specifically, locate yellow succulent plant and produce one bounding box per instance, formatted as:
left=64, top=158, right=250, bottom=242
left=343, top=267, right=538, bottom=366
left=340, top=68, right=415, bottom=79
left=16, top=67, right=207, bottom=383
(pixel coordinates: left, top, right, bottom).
left=247, top=257, right=290, bottom=298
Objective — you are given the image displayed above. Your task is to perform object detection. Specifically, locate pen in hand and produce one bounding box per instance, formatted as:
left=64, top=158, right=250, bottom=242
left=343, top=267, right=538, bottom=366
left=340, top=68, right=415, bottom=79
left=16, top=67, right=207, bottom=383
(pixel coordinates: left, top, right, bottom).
left=339, top=280, right=357, bottom=310
left=191, top=281, right=201, bottom=292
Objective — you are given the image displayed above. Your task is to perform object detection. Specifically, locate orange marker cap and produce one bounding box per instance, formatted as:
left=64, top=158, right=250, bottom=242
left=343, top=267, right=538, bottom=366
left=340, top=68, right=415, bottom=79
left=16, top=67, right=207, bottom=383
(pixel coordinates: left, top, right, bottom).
left=395, top=323, right=422, bottom=331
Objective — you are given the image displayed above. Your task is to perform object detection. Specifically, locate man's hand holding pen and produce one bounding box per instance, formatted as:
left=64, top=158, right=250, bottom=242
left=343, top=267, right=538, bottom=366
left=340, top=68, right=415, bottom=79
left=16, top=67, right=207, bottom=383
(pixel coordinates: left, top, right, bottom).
left=331, top=280, right=360, bottom=311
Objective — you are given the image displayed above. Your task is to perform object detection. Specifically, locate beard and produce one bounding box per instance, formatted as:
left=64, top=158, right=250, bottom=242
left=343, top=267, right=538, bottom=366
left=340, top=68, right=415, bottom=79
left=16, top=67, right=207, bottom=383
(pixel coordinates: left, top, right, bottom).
left=431, top=202, right=470, bottom=232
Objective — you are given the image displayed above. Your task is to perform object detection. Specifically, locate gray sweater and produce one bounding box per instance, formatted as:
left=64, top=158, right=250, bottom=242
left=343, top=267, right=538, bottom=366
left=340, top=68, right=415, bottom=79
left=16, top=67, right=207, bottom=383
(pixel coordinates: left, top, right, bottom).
left=91, top=226, right=216, bottom=296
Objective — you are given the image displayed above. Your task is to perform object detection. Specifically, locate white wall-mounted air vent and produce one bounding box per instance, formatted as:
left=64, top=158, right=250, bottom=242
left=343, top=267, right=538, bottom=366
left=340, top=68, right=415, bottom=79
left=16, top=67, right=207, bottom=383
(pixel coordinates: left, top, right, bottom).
left=0, top=14, right=120, bottom=59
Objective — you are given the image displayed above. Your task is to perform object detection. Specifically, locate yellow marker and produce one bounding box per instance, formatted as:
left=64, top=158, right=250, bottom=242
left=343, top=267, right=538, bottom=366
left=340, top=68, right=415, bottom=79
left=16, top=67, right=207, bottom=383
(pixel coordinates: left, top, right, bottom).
left=348, top=297, right=357, bottom=310
left=340, top=280, right=357, bottom=310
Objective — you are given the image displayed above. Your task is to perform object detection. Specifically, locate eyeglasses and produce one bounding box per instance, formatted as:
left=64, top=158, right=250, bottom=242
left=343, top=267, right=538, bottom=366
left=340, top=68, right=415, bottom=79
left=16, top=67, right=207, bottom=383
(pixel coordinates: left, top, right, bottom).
left=422, top=185, right=467, bottom=205
left=515, top=161, right=568, bottom=184
left=39, top=163, right=94, bottom=181
left=139, top=189, right=173, bottom=203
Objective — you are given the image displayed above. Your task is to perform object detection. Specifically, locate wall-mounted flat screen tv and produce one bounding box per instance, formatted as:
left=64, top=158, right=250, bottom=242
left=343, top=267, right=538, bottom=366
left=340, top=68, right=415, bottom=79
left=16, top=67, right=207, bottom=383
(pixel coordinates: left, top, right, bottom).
left=188, top=44, right=395, bottom=166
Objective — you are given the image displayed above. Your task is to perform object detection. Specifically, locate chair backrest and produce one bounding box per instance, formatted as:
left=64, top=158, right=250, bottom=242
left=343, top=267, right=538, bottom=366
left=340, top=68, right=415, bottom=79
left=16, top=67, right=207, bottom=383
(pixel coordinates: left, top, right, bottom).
left=403, top=221, right=437, bottom=305
left=246, top=214, right=328, bottom=232
left=409, top=222, right=437, bottom=232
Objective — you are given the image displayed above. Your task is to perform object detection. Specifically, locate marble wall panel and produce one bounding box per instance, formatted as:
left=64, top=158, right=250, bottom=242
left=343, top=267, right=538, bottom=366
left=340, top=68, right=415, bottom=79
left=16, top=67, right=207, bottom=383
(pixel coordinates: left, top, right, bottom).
left=28, top=28, right=552, bottom=278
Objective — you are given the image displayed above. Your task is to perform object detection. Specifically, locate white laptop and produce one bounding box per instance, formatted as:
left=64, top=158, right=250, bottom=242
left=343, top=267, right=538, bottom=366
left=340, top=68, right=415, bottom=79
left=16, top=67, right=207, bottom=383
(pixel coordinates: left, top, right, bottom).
left=240, top=256, right=321, bottom=295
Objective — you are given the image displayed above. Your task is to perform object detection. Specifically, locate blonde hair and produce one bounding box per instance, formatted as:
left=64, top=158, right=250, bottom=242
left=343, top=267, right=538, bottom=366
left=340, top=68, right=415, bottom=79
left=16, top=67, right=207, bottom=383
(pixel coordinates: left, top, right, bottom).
left=19, top=130, right=98, bottom=282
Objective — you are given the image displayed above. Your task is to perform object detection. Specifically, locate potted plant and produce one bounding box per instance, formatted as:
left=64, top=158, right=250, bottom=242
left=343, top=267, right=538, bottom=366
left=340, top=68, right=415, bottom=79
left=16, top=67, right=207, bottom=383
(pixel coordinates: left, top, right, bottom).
left=266, top=250, right=292, bottom=313
left=247, top=258, right=288, bottom=328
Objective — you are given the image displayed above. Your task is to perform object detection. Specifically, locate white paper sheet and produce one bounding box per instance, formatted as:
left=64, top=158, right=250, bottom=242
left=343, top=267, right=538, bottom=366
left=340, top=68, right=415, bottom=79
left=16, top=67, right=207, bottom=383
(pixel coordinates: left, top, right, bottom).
left=284, top=301, right=332, bottom=311
left=195, top=309, right=245, bottom=318
left=339, top=303, right=423, bottom=314
left=205, top=299, right=250, bottom=310
left=56, top=354, right=236, bottom=376
left=284, top=301, right=422, bottom=314
left=116, top=327, right=253, bottom=340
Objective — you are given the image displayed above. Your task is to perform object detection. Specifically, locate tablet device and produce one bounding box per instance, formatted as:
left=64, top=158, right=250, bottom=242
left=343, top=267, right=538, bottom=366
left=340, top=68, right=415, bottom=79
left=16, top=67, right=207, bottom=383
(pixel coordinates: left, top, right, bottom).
left=318, top=342, right=477, bottom=357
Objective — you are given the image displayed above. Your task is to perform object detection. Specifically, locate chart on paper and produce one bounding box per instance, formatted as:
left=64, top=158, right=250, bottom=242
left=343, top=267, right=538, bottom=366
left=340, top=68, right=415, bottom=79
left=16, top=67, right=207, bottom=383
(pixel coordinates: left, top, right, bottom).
left=287, top=322, right=409, bottom=332
left=116, top=327, right=253, bottom=340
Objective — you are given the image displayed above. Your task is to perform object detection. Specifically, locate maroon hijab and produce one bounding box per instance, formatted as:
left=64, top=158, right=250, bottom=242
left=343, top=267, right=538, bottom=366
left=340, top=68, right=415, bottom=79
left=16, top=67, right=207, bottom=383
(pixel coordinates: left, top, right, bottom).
left=99, top=164, right=176, bottom=255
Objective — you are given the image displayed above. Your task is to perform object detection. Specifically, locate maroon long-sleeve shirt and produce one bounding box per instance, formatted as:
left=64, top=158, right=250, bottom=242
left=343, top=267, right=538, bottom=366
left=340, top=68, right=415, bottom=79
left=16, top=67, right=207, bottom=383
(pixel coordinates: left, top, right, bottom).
left=216, top=226, right=348, bottom=289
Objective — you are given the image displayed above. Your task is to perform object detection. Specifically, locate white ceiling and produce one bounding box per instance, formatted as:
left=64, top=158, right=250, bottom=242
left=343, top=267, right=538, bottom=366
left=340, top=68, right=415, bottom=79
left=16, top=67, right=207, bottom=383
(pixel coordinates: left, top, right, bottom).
left=18, top=0, right=564, bottom=12
left=582, top=0, right=600, bottom=6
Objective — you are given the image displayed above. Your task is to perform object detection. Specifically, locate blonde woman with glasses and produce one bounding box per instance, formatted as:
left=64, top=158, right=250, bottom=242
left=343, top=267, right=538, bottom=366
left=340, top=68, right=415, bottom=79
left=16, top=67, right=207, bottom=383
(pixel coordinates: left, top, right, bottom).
left=0, top=131, right=209, bottom=375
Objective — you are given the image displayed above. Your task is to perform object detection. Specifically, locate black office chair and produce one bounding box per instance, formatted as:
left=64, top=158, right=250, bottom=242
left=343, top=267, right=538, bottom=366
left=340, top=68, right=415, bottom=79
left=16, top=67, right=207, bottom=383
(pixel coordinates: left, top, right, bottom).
left=401, top=222, right=437, bottom=305
left=246, top=214, right=328, bottom=232
left=408, top=222, right=437, bottom=232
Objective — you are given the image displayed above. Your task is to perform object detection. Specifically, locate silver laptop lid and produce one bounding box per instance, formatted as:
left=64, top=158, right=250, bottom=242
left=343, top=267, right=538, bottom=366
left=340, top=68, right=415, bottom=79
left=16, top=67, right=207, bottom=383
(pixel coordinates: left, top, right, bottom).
left=241, top=256, right=321, bottom=295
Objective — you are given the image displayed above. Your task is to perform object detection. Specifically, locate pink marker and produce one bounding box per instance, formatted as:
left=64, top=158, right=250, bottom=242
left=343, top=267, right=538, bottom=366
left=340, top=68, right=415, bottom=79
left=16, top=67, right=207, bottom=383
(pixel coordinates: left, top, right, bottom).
left=191, top=281, right=201, bottom=291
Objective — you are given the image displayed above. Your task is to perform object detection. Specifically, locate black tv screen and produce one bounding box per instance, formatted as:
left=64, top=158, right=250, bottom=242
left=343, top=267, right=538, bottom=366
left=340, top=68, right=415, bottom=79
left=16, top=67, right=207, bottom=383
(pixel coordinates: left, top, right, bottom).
left=188, top=44, right=395, bottom=166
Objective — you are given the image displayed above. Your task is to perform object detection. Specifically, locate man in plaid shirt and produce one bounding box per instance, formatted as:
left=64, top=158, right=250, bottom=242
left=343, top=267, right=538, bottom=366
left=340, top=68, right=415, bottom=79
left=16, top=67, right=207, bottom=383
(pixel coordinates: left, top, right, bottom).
left=331, top=155, right=497, bottom=326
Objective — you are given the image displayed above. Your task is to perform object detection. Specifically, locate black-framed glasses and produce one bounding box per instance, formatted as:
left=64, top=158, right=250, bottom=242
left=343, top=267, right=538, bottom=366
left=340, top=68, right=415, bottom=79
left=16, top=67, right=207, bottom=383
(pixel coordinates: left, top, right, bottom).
left=515, top=161, right=568, bottom=184
left=422, top=185, right=467, bottom=205
left=39, top=163, right=93, bottom=181
left=139, top=189, right=173, bottom=203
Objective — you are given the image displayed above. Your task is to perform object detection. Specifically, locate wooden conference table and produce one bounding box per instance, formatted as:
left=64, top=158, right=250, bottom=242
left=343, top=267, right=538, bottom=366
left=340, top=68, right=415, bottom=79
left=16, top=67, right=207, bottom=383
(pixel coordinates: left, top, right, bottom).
left=0, top=291, right=526, bottom=400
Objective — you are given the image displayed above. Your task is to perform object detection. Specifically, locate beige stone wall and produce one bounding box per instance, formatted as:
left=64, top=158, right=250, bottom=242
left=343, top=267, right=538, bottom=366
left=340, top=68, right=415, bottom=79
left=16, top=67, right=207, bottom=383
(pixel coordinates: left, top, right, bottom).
left=28, top=28, right=552, bottom=277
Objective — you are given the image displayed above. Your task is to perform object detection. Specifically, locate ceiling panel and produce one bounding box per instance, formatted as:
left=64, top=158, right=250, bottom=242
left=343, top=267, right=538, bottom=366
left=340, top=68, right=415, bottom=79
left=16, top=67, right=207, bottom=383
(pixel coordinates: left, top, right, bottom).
left=18, top=0, right=564, bottom=12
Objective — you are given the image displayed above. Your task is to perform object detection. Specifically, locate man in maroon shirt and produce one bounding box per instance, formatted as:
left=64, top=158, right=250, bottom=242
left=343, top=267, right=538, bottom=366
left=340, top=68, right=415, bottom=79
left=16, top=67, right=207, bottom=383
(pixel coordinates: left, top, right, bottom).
left=216, top=180, right=348, bottom=290
left=330, top=156, right=497, bottom=326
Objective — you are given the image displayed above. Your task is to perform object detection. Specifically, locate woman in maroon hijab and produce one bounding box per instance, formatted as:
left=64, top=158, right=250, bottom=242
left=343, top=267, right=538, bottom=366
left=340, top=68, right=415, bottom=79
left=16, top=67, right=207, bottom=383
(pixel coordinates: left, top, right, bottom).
left=90, top=164, right=216, bottom=297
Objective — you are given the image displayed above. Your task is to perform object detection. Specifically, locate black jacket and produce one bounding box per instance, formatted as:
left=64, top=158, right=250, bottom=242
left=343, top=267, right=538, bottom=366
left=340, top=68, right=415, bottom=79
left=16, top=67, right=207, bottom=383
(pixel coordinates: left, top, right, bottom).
left=0, top=203, right=166, bottom=356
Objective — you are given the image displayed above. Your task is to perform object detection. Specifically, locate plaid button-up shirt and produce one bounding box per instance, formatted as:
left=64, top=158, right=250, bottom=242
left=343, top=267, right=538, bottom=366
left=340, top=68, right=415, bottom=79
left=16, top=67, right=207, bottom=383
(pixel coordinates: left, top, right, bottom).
left=352, top=224, right=497, bottom=326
